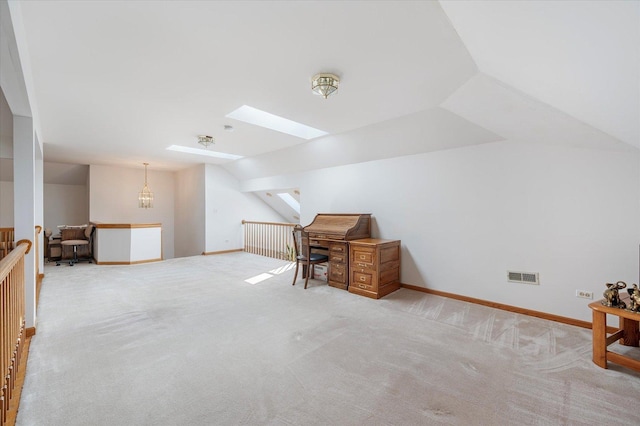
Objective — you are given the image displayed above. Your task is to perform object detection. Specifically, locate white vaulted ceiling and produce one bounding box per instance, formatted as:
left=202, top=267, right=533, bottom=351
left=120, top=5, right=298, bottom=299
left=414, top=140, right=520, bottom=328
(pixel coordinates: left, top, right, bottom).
left=2, top=0, right=638, bottom=175
left=440, top=0, right=640, bottom=149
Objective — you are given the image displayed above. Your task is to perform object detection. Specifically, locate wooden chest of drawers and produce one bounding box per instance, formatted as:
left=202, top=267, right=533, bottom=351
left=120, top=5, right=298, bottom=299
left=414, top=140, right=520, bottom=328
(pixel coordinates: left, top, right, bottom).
left=349, top=239, right=401, bottom=299
left=328, top=241, right=349, bottom=290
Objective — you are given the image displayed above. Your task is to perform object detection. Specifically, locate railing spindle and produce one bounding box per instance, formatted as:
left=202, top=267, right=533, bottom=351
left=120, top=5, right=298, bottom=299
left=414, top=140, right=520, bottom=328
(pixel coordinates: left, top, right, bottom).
left=241, top=220, right=297, bottom=261
left=0, top=240, right=31, bottom=426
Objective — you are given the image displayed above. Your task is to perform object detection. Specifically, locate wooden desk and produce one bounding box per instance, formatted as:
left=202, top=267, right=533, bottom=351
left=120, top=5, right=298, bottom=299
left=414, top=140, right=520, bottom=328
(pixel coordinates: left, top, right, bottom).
left=306, top=237, right=350, bottom=289
left=304, top=214, right=371, bottom=290
left=589, top=297, right=640, bottom=372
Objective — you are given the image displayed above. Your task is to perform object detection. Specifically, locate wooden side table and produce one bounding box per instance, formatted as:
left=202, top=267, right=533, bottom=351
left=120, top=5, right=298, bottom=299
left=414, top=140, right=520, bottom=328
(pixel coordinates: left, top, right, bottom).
left=589, top=297, right=640, bottom=372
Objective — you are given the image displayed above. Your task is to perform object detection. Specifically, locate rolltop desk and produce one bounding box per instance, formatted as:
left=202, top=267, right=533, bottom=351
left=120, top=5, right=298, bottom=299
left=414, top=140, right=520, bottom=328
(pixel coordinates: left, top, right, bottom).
left=303, top=214, right=371, bottom=290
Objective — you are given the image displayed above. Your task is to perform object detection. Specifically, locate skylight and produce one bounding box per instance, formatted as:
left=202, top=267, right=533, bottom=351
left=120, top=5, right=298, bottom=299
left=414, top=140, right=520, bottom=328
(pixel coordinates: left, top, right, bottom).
left=226, top=105, right=328, bottom=140
left=166, top=145, right=243, bottom=160
left=277, top=192, right=300, bottom=214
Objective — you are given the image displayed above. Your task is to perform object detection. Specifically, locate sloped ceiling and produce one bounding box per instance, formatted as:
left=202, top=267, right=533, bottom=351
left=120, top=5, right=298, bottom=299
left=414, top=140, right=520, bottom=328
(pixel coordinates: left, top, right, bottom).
left=0, top=0, right=30, bottom=118
left=8, top=0, right=476, bottom=170
left=2, top=0, right=638, bottom=181
left=255, top=189, right=300, bottom=224
left=441, top=74, right=635, bottom=153
left=440, top=0, right=639, bottom=149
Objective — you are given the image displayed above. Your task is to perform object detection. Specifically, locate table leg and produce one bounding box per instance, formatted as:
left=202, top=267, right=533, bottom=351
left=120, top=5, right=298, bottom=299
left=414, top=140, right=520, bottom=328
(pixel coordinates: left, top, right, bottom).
left=620, top=317, right=640, bottom=347
left=592, top=310, right=607, bottom=368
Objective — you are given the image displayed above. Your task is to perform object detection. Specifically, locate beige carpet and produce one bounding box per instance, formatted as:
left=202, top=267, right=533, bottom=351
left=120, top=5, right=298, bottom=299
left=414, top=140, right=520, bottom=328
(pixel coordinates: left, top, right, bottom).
left=17, top=252, right=640, bottom=425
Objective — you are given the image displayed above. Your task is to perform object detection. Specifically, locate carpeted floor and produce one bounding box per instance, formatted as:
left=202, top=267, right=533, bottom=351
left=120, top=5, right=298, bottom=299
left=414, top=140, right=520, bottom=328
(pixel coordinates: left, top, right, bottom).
left=17, top=252, right=640, bottom=425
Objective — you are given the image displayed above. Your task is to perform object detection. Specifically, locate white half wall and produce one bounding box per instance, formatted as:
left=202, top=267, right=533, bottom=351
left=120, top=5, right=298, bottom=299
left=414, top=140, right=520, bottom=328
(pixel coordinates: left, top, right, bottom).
left=94, top=226, right=162, bottom=263
left=95, top=228, right=130, bottom=262
left=43, top=183, right=88, bottom=233
left=298, top=141, right=640, bottom=322
left=89, top=164, right=175, bottom=259
left=204, top=164, right=285, bottom=253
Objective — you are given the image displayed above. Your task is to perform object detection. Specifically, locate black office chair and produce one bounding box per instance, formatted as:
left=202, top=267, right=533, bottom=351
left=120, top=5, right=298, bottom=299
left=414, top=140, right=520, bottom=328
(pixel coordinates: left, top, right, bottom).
left=291, top=225, right=329, bottom=289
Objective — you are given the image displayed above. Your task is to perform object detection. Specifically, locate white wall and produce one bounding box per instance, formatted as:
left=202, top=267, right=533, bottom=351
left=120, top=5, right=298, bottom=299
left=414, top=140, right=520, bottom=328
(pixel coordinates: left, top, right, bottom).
left=89, top=164, right=175, bottom=259
left=204, top=164, right=285, bottom=253
left=0, top=88, right=14, bottom=227
left=2, top=175, right=93, bottom=233
left=174, top=164, right=206, bottom=257
left=43, top=183, right=88, bottom=233
left=296, top=141, right=639, bottom=323
left=0, top=181, right=13, bottom=226
left=35, top=134, right=43, bottom=271
left=13, top=115, right=37, bottom=328
left=0, top=87, right=13, bottom=159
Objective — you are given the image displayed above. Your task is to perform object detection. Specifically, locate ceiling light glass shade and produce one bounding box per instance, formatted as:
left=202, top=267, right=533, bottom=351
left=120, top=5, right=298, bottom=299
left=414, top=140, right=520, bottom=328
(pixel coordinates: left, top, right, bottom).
left=138, top=163, right=153, bottom=208
left=311, top=73, right=339, bottom=98
left=198, top=135, right=215, bottom=148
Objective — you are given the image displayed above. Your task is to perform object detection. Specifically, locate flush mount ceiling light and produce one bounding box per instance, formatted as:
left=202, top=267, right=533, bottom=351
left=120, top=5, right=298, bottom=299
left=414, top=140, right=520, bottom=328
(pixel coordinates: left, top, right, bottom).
left=197, top=135, right=215, bottom=148
left=311, top=73, right=340, bottom=98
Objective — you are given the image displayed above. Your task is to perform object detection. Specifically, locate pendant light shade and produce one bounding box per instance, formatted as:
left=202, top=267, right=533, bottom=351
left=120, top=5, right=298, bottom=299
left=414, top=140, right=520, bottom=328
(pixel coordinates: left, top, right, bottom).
left=198, top=135, right=214, bottom=148
left=138, top=163, right=153, bottom=208
left=311, top=73, right=340, bottom=98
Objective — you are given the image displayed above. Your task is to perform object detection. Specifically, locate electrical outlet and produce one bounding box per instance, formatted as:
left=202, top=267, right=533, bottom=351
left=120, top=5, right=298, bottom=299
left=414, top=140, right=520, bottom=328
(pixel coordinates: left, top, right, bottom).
left=576, top=290, right=594, bottom=299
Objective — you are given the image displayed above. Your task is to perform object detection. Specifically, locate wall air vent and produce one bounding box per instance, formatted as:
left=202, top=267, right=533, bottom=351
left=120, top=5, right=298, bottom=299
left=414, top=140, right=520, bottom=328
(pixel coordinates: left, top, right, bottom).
left=507, top=271, right=540, bottom=285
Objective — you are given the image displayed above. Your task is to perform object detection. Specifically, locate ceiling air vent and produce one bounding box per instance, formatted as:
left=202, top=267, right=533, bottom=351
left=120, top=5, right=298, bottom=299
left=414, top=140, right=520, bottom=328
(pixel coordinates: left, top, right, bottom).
left=507, top=271, right=539, bottom=285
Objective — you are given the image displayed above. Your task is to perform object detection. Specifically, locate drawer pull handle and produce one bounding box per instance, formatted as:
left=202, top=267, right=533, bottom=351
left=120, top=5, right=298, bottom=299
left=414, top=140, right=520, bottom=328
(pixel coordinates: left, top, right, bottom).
left=359, top=284, right=366, bottom=288
left=360, top=277, right=365, bottom=281
left=360, top=255, right=366, bottom=259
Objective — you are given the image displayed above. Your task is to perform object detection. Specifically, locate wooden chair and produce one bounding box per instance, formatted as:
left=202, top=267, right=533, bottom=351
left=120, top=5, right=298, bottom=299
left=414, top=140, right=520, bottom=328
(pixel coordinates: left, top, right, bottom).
left=291, top=225, right=329, bottom=289
left=0, top=227, right=15, bottom=261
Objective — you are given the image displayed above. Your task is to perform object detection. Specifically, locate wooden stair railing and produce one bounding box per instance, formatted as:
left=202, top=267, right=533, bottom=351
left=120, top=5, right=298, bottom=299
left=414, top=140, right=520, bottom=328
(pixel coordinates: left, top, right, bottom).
left=0, top=239, right=31, bottom=426
left=34, top=226, right=41, bottom=277
left=241, top=220, right=297, bottom=261
left=34, top=226, right=43, bottom=309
